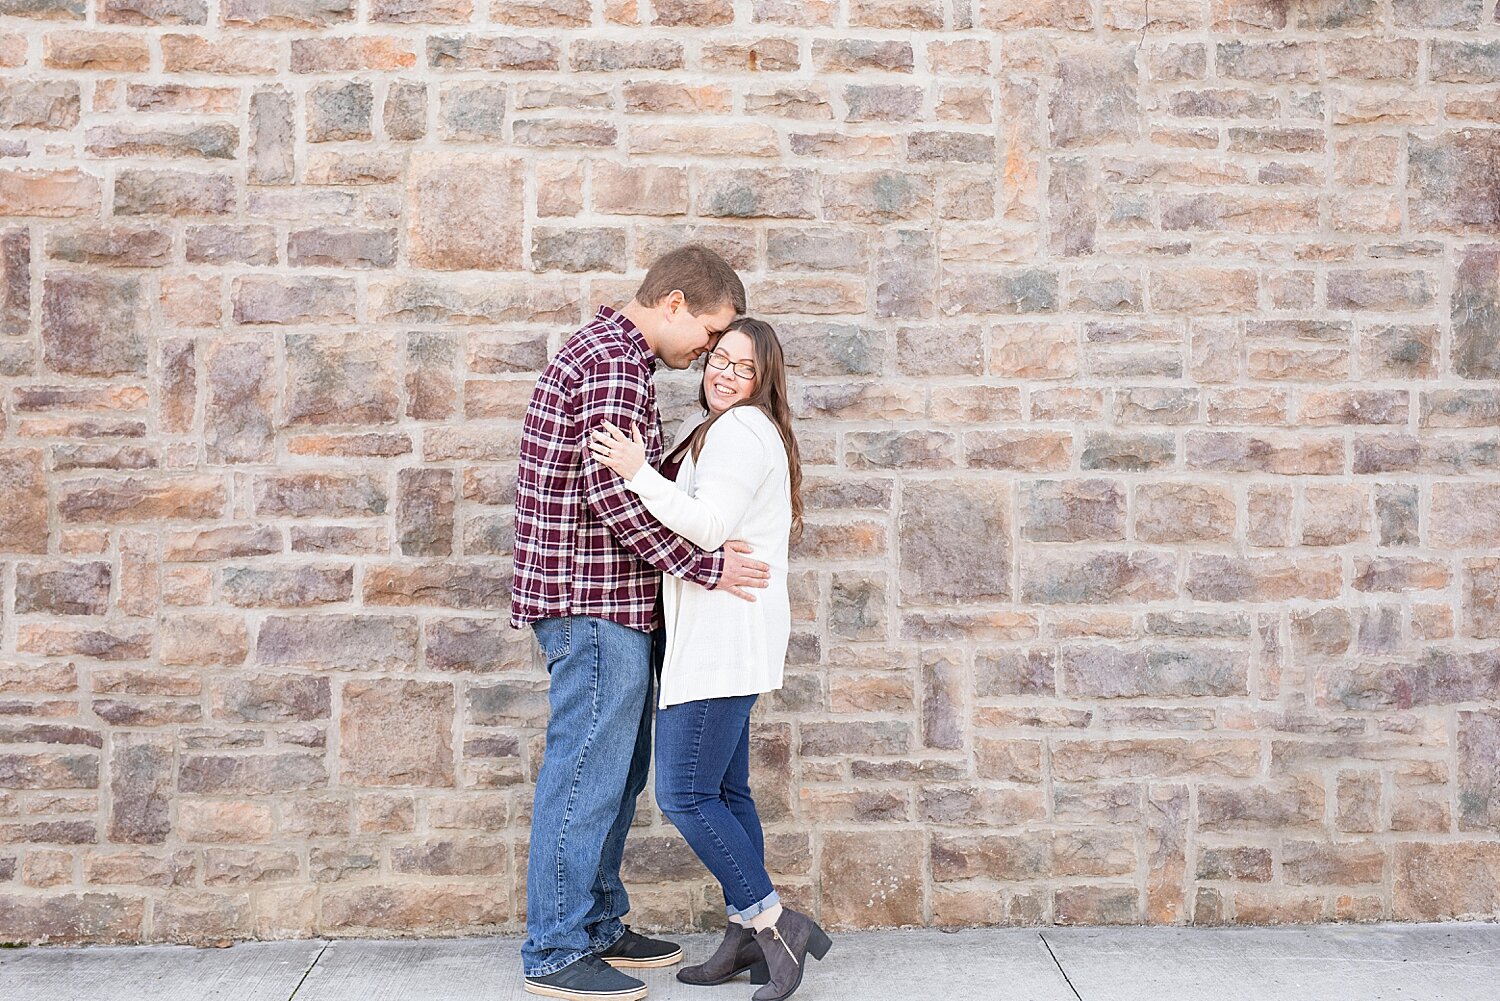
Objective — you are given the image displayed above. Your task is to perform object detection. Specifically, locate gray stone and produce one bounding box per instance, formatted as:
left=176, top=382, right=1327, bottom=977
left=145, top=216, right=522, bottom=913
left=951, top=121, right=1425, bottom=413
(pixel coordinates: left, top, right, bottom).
left=204, top=339, right=275, bottom=465
left=307, top=80, right=373, bottom=142
left=1454, top=247, right=1500, bottom=379
left=109, top=734, right=172, bottom=844
left=1411, top=130, right=1500, bottom=234
left=438, top=82, right=507, bottom=140
left=875, top=229, right=936, bottom=319
left=0, top=80, right=80, bottom=131
left=899, top=479, right=1010, bottom=604
left=1051, top=45, right=1140, bottom=148
left=284, top=332, right=400, bottom=427
left=384, top=81, right=426, bottom=141
left=41, top=272, right=145, bottom=377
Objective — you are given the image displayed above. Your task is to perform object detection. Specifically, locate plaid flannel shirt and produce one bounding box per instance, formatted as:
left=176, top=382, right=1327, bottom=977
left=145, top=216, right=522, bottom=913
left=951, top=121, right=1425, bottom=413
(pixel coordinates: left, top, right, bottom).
left=511, top=306, right=725, bottom=633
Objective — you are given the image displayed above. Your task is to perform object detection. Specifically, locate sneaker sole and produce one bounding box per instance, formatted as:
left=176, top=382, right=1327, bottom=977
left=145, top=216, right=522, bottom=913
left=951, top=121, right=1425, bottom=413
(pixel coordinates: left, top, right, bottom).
left=601, top=947, right=683, bottom=969
left=523, top=982, right=648, bottom=1001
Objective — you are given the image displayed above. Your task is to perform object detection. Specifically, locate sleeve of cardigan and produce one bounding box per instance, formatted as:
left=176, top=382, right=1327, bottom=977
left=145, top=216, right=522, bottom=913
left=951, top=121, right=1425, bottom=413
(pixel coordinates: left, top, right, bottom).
left=623, top=408, right=772, bottom=552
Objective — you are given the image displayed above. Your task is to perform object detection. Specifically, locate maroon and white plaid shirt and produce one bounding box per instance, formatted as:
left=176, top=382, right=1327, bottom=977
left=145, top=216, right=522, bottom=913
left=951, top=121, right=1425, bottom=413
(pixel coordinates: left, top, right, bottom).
left=511, top=305, right=725, bottom=633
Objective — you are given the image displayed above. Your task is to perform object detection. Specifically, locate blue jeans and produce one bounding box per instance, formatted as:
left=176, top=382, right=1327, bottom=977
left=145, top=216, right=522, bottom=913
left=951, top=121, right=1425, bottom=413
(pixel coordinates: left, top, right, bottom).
left=655, top=693, right=780, bottom=921
left=523, top=616, right=655, bottom=977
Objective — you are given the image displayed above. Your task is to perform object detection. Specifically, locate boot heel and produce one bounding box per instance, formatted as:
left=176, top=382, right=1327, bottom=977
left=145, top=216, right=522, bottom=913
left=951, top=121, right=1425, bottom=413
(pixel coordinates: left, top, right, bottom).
left=748, top=959, right=770, bottom=984
left=806, top=925, right=832, bottom=961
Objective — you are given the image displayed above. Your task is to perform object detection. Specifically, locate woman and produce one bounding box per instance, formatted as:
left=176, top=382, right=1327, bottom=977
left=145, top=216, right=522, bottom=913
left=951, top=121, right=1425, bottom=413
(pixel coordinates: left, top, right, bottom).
left=589, top=318, right=830, bottom=1001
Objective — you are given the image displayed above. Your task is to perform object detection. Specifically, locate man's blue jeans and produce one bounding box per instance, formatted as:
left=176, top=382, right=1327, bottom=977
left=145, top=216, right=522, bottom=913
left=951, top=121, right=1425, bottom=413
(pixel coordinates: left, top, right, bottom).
left=522, top=616, right=655, bottom=978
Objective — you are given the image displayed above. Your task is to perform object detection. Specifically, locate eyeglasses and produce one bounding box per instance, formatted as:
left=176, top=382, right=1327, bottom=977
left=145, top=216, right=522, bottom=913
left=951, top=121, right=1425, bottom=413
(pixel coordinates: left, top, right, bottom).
left=705, top=350, right=756, bottom=381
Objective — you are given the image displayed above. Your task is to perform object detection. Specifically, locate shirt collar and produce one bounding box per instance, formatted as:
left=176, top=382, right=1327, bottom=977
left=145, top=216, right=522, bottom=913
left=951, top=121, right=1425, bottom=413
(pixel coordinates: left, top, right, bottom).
left=596, top=305, right=656, bottom=370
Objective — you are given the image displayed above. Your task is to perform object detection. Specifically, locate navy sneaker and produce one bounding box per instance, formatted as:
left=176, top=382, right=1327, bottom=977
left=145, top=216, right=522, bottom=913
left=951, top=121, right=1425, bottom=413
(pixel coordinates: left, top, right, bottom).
left=524, top=954, right=647, bottom=1001
left=598, top=926, right=684, bottom=969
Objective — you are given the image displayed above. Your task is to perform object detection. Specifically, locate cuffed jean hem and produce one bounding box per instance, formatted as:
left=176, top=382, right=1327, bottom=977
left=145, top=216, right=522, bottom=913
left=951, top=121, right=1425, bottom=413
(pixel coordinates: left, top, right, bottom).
left=727, top=889, right=781, bottom=922
left=524, top=948, right=590, bottom=980
left=587, top=923, right=627, bottom=955
left=524, top=921, right=626, bottom=979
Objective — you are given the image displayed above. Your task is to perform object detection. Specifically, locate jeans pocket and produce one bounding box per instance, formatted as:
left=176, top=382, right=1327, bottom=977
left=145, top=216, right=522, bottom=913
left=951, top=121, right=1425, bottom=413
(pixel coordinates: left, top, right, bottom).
left=534, top=618, right=572, bottom=669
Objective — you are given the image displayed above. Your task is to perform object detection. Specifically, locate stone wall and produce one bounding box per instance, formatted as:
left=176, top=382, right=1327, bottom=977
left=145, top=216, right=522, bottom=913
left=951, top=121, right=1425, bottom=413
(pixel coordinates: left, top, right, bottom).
left=3, top=0, right=1500, bottom=945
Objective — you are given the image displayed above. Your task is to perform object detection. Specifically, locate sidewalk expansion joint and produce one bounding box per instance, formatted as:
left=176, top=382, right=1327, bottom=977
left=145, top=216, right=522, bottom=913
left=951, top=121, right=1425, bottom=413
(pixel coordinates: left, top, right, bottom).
left=1038, top=931, right=1084, bottom=1001
left=286, top=941, right=330, bottom=1001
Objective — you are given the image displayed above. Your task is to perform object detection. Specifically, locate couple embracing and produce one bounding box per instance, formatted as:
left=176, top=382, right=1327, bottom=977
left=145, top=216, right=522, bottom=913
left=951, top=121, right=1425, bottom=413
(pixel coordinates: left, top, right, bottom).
left=511, top=245, right=832, bottom=1001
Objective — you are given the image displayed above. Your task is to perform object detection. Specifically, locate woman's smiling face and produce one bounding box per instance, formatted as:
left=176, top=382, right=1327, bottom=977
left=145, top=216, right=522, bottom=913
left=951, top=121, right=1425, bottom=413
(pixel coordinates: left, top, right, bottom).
left=702, top=328, right=758, bottom=414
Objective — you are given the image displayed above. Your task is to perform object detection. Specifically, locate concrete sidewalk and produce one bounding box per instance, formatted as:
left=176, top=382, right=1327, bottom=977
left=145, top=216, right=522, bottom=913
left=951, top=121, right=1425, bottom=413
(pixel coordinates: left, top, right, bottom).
left=2, top=923, right=1497, bottom=1001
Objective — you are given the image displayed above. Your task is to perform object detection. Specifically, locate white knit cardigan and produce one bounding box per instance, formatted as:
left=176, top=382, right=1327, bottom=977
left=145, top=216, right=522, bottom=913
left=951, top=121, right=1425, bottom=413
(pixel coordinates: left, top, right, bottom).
left=623, top=406, right=791, bottom=708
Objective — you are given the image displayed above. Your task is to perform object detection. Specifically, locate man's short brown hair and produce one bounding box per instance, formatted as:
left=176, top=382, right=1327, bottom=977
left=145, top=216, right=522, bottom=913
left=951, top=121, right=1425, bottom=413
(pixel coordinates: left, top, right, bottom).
left=635, top=244, right=747, bottom=316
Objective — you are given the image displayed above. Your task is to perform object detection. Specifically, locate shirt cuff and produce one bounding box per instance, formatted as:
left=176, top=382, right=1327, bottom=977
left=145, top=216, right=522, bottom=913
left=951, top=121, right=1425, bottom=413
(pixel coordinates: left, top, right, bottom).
left=701, top=547, right=726, bottom=591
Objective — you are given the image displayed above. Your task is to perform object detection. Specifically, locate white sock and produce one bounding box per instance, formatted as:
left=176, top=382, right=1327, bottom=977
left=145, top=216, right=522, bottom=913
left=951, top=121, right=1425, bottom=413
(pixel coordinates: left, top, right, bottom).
left=727, top=914, right=745, bottom=925
left=747, top=903, right=783, bottom=933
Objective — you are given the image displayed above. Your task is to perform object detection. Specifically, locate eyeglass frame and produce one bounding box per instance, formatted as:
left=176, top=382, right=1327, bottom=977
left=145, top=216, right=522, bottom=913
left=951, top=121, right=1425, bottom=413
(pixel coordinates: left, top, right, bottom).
left=704, top=349, right=757, bottom=381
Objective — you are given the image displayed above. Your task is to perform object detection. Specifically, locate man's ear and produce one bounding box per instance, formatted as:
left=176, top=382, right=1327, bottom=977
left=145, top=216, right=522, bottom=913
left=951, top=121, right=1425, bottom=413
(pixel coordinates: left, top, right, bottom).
left=664, top=289, right=686, bottom=316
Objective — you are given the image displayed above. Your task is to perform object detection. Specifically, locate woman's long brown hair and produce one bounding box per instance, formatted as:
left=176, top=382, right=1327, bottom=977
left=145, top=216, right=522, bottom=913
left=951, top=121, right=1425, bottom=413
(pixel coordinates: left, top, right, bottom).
left=674, top=317, right=803, bottom=538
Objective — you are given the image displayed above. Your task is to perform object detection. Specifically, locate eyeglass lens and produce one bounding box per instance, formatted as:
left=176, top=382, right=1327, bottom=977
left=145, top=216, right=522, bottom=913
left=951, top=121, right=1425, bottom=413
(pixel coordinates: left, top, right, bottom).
left=709, top=353, right=755, bottom=380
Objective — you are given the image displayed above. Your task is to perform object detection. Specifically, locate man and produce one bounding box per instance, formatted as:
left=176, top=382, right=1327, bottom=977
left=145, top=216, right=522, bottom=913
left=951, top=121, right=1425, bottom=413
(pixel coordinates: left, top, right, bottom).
left=512, top=245, right=771, bottom=1001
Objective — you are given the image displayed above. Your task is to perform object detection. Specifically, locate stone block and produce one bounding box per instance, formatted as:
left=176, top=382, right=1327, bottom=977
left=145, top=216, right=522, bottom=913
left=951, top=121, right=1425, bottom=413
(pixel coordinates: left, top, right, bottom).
left=41, top=272, right=145, bottom=377
left=160, top=33, right=277, bottom=74
left=1058, top=646, right=1248, bottom=700
left=204, top=339, right=274, bottom=465
left=1433, top=484, right=1500, bottom=548
left=15, top=561, right=110, bottom=615
left=1021, top=550, right=1176, bottom=605
left=284, top=332, right=400, bottom=427
left=1050, top=45, right=1140, bottom=148
left=223, top=0, right=353, bottom=27
left=178, top=753, right=326, bottom=795
left=407, top=154, right=523, bottom=271
left=57, top=476, right=226, bottom=524
left=899, top=479, right=1009, bottom=603
left=1453, top=247, right=1500, bottom=378
left=108, top=734, right=171, bottom=844
left=594, top=164, right=688, bottom=217
left=0, top=80, right=80, bottom=131
left=320, top=883, right=504, bottom=932
left=0, top=893, right=143, bottom=944
left=699, top=169, right=816, bottom=220
left=819, top=832, right=924, bottom=927
left=1134, top=483, right=1234, bottom=543
left=1394, top=843, right=1500, bottom=920
left=85, top=123, right=237, bottom=160
left=257, top=615, right=419, bottom=671
left=340, top=680, right=455, bottom=787
left=306, top=80, right=372, bottom=142
left=1411, top=130, right=1500, bottom=234
left=44, top=31, right=149, bottom=71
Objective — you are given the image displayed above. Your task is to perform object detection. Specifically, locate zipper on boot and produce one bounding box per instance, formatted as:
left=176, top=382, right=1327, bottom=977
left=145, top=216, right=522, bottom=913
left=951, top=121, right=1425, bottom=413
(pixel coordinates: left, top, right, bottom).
left=770, top=927, right=800, bottom=968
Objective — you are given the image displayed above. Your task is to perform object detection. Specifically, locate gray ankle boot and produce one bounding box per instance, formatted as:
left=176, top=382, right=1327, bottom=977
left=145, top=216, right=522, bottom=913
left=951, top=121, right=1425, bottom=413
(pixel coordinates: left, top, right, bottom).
left=750, top=908, right=832, bottom=1001
left=675, top=921, right=769, bottom=986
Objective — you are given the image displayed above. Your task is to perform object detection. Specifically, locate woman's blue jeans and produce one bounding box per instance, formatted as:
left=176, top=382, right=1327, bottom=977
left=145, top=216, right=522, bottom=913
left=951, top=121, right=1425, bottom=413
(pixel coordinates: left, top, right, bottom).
left=655, top=693, right=780, bottom=921
left=522, top=616, right=655, bottom=978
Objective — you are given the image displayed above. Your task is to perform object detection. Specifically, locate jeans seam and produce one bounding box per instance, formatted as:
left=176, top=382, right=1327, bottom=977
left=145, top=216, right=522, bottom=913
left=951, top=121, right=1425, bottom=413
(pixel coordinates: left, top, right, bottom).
left=686, top=797, right=757, bottom=908
left=589, top=632, right=651, bottom=948
left=591, top=651, right=651, bottom=942
left=592, top=831, right=616, bottom=936
left=550, top=618, right=603, bottom=928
